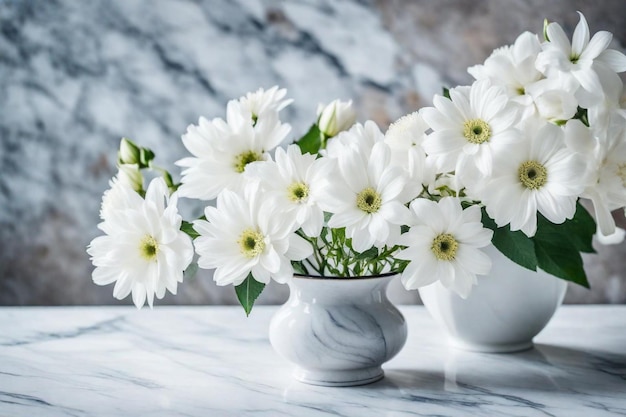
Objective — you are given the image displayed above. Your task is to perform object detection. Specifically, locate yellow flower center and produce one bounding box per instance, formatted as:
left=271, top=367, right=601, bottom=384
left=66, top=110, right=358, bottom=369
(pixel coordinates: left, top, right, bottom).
left=430, top=233, right=459, bottom=261
left=238, top=229, right=265, bottom=258
left=356, top=187, right=382, bottom=214
left=614, top=163, right=626, bottom=187
left=287, top=182, right=309, bottom=203
left=463, top=119, right=492, bottom=144
left=518, top=161, right=548, bottom=190
left=431, top=233, right=458, bottom=261
left=233, top=150, right=263, bottom=173
left=139, top=235, right=159, bottom=261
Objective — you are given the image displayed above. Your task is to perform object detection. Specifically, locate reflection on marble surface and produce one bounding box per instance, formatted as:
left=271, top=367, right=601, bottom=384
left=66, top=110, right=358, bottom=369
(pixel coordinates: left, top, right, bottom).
left=1, top=0, right=626, bottom=306
left=1, top=306, right=624, bottom=416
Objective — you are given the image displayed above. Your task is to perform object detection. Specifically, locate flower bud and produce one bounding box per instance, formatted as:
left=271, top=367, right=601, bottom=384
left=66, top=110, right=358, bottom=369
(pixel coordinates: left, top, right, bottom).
left=117, top=164, right=144, bottom=194
left=534, top=90, right=577, bottom=123
left=317, top=99, right=357, bottom=138
left=119, top=138, right=141, bottom=165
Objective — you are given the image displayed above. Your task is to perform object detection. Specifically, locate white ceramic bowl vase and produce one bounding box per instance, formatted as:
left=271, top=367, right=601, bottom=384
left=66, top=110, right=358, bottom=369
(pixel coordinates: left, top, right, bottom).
left=419, top=245, right=567, bottom=353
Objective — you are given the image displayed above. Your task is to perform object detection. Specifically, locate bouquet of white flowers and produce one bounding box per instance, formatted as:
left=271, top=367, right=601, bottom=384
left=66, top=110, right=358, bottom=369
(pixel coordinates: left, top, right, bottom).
left=88, top=13, right=626, bottom=315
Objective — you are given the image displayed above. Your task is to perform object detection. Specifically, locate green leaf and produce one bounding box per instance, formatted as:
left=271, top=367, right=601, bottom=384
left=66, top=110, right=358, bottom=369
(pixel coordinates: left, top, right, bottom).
left=181, top=221, right=200, bottom=239
left=535, top=202, right=596, bottom=254
left=139, top=147, right=155, bottom=168
left=355, top=247, right=378, bottom=260
left=235, top=274, right=266, bottom=316
left=442, top=87, right=451, bottom=100
left=534, top=238, right=589, bottom=288
left=481, top=208, right=538, bottom=271
left=572, top=106, right=589, bottom=127
left=532, top=204, right=592, bottom=288
left=292, top=261, right=308, bottom=275
left=295, top=124, right=323, bottom=155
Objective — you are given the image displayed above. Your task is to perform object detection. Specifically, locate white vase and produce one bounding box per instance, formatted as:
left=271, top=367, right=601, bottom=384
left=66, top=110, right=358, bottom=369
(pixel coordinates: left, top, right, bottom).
left=418, top=245, right=567, bottom=353
left=269, top=274, right=407, bottom=387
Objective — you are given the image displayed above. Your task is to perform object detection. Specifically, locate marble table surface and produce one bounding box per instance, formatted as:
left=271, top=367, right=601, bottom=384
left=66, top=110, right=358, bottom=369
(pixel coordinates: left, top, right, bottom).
left=0, top=305, right=624, bottom=417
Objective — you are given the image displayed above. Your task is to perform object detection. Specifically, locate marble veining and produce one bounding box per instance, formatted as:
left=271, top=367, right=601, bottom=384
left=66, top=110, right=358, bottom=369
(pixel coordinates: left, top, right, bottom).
left=269, top=276, right=406, bottom=386
left=0, top=306, right=624, bottom=416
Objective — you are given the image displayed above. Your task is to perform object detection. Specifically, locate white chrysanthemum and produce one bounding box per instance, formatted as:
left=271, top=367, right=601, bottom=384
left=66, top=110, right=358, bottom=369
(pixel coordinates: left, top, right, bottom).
left=318, top=141, right=411, bottom=252
left=99, top=173, right=139, bottom=225
left=397, top=197, right=493, bottom=298
left=565, top=118, right=626, bottom=241
left=193, top=188, right=312, bottom=286
left=176, top=113, right=290, bottom=200
left=228, top=86, right=293, bottom=129
left=246, top=145, right=328, bottom=237
left=536, top=12, right=626, bottom=105
left=469, top=31, right=544, bottom=107
left=476, top=122, right=587, bottom=237
left=323, top=120, right=384, bottom=159
left=422, top=80, right=521, bottom=178
left=384, top=111, right=430, bottom=198
left=87, top=178, right=194, bottom=308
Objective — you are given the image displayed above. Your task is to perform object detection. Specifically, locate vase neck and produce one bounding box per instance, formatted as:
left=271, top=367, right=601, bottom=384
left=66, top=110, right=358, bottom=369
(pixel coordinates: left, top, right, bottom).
left=287, top=275, right=396, bottom=305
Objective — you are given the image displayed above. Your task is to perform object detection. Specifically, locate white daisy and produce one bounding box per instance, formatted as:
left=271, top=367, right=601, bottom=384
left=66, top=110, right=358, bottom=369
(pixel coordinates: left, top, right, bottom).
left=176, top=112, right=290, bottom=200
left=536, top=12, right=626, bottom=105
left=245, top=144, right=328, bottom=237
left=193, top=187, right=312, bottom=286
left=384, top=111, right=430, bottom=199
left=477, top=122, right=587, bottom=237
left=318, top=141, right=411, bottom=252
left=421, top=79, right=521, bottom=178
left=468, top=31, right=544, bottom=107
left=396, top=197, right=493, bottom=298
left=87, top=177, right=194, bottom=308
left=566, top=119, right=626, bottom=238
left=227, top=86, right=293, bottom=129
left=323, top=120, right=384, bottom=159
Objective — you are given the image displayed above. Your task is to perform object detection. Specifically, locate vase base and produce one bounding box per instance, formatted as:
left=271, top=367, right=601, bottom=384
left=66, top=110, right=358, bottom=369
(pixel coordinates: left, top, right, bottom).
left=293, top=366, right=384, bottom=387
left=449, top=338, right=534, bottom=353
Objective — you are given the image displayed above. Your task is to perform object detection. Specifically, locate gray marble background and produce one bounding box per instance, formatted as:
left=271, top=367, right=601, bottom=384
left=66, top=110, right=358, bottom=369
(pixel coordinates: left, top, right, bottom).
left=2, top=0, right=626, bottom=306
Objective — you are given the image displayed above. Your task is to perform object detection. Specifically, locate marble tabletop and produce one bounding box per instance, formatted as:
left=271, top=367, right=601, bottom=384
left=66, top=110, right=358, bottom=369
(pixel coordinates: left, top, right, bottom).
left=0, top=305, right=624, bottom=417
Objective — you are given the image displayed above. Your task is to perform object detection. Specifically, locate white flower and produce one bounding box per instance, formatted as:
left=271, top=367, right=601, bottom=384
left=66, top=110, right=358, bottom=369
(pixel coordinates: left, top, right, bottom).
left=531, top=84, right=578, bottom=123
left=476, top=122, right=587, bottom=237
left=176, top=113, right=290, bottom=200
left=580, top=65, right=626, bottom=132
left=228, top=86, right=292, bottom=129
left=87, top=178, right=194, bottom=308
left=99, top=173, right=140, bottom=226
left=193, top=187, right=312, bottom=286
left=421, top=80, right=521, bottom=178
left=318, top=141, right=411, bottom=252
left=397, top=197, right=493, bottom=298
left=117, top=164, right=144, bottom=193
left=566, top=119, right=626, bottom=239
left=536, top=12, right=626, bottom=104
left=323, top=120, right=383, bottom=159
left=468, top=31, right=544, bottom=107
left=118, top=138, right=141, bottom=165
left=317, top=99, right=357, bottom=138
left=384, top=111, right=430, bottom=193
left=245, top=145, right=328, bottom=237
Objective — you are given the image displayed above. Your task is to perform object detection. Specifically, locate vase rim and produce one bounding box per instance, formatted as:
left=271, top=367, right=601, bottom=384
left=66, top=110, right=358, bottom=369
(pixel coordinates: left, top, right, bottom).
left=293, top=272, right=398, bottom=280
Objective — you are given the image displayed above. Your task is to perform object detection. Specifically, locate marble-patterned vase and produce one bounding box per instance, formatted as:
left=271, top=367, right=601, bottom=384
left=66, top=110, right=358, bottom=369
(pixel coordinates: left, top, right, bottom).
left=269, top=273, right=407, bottom=387
left=419, top=245, right=567, bottom=353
